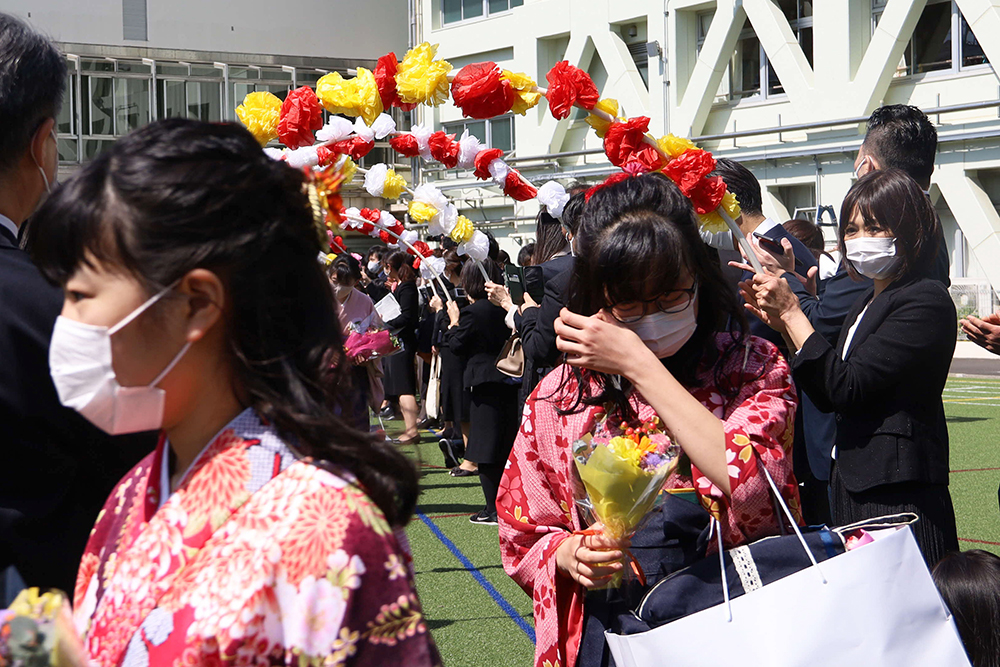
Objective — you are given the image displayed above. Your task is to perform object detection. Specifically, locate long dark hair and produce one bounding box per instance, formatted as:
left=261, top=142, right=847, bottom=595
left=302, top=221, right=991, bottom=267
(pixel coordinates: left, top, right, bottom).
left=386, top=250, right=417, bottom=283
left=559, top=172, right=752, bottom=420
left=932, top=550, right=1000, bottom=667
left=29, top=118, right=418, bottom=527
left=533, top=192, right=585, bottom=265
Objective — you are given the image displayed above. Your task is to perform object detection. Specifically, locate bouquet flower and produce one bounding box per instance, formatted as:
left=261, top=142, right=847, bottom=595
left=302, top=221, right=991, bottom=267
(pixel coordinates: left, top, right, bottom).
left=343, top=320, right=401, bottom=363
left=572, top=416, right=681, bottom=587
left=0, top=589, right=87, bottom=667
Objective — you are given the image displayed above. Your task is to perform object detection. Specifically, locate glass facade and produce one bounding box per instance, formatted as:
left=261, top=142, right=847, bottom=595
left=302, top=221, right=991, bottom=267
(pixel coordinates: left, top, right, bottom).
left=57, top=56, right=351, bottom=165
left=442, top=0, right=522, bottom=26
left=442, top=116, right=514, bottom=153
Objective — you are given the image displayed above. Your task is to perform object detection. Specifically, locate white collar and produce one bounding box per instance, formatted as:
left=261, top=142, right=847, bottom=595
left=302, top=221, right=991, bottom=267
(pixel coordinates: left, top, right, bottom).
left=0, top=214, right=17, bottom=242
left=753, top=217, right=779, bottom=236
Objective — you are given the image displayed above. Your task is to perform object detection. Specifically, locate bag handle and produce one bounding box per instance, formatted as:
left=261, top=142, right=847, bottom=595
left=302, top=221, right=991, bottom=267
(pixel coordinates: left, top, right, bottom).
left=712, top=464, right=828, bottom=623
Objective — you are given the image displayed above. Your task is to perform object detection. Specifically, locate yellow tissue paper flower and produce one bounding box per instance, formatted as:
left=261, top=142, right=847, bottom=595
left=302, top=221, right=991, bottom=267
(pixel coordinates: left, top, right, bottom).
left=658, top=134, right=698, bottom=159
left=501, top=70, right=542, bottom=115
left=316, top=68, right=384, bottom=125
left=382, top=168, right=407, bottom=200
left=449, top=215, right=476, bottom=244
left=585, top=99, right=619, bottom=139
left=698, top=210, right=729, bottom=234
left=236, top=91, right=281, bottom=146
left=409, top=200, right=438, bottom=224
left=340, top=156, right=359, bottom=185
left=720, top=189, right=742, bottom=219
left=396, top=42, right=453, bottom=107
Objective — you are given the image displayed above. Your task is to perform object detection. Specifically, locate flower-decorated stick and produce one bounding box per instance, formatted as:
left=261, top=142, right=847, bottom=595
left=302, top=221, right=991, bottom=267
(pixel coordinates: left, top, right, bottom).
left=719, top=208, right=763, bottom=274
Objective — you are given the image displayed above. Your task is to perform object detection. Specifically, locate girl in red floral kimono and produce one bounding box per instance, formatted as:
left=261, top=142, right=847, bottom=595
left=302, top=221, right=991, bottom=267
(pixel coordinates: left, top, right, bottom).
left=497, top=173, right=801, bottom=667
left=30, top=119, right=440, bottom=667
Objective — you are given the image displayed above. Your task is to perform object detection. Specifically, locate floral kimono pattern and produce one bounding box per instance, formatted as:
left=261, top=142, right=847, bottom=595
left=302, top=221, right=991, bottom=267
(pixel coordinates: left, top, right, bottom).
left=73, top=409, right=440, bottom=667
left=497, top=334, right=801, bottom=667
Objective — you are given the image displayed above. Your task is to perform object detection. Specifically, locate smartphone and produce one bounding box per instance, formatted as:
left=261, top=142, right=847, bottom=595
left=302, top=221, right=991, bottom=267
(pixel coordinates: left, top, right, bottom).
left=522, top=266, right=545, bottom=303
left=504, top=264, right=526, bottom=306
left=752, top=231, right=801, bottom=266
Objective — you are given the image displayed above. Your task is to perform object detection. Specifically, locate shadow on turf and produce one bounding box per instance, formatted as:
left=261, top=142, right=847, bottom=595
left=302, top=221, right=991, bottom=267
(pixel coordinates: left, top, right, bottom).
left=947, top=415, right=990, bottom=423
left=425, top=614, right=531, bottom=630
left=417, top=564, right=506, bottom=574
left=416, top=503, right=483, bottom=514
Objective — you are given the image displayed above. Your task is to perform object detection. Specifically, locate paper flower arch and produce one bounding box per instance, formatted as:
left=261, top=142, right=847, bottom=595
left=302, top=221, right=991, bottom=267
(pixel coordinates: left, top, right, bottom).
left=237, top=42, right=763, bottom=275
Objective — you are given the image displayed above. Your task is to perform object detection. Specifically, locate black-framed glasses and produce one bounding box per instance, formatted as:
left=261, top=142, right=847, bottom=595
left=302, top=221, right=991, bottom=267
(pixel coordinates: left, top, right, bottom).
left=607, top=281, right=698, bottom=324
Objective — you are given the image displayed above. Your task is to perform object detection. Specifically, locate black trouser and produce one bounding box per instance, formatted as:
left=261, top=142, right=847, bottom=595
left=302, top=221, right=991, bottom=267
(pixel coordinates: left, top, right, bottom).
left=478, top=462, right=505, bottom=517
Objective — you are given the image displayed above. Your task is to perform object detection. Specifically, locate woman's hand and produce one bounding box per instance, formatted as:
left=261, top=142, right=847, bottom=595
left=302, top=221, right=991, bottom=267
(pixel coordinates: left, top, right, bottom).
left=554, top=308, right=652, bottom=377
left=429, top=295, right=443, bottom=313
left=447, top=300, right=461, bottom=327
left=485, top=281, right=513, bottom=312
left=520, top=291, right=539, bottom=312
left=750, top=274, right=802, bottom=327
left=555, top=524, right=628, bottom=589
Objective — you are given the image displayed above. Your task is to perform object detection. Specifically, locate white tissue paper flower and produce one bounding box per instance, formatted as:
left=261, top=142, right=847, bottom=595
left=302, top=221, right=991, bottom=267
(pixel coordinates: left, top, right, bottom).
left=537, top=181, right=570, bottom=218
left=457, top=129, right=484, bottom=170
left=411, top=124, right=434, bottom=161
left=353, top=116, right=375, bottom=143
left=316, top=116, right=354, bottom=143
left=488, top=158, right=510, bottom=186
left=341, top=207, right=363, bottom=230
left=364, top=163, right=389, bottom=197
left=263, top=147, right=286, bottom=161
left=285, top=145, right=319, bottom=169
left=420, top=255, right=446, bottom=281
left=459, top=230, right=490, bottom=262
left=370, top=113, right=397, bottom=140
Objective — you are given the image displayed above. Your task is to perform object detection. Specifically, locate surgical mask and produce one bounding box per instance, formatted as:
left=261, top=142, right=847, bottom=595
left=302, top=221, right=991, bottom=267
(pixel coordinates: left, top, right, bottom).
left=367, top=260, right=381, bottom=274
left=845, top=236, right=901, bottom=280
left=49, top=285, right=192, bottom=435
left=32, top=128, right=57, bottom=205
left=334, top=284, right=353, bottom=302
left=623, top=305, right=698, bottom=359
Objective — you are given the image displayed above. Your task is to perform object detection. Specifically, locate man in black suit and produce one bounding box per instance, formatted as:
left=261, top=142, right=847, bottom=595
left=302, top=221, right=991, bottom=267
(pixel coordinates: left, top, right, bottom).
left=0, top=14, right=148, bottom=597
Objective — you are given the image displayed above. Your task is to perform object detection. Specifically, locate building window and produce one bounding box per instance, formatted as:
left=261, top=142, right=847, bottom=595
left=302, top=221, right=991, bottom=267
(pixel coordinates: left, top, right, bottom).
left=442, top=115, right=514, bottom=153
left=873, top=0, right=988, bottom=77
left=726, top=1, right=812, bottom=102
left=442, top=0, right=522, bottom=25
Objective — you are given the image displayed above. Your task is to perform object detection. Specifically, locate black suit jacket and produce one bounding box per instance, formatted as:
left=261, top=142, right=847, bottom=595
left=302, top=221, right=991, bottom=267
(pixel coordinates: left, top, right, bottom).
left=384, top=281, right=419, bottom=347
left=0, top=227, right=150, bottom=594
left=791, top=276, right=956, bottom=493
left=739, top=223, right=817, bottom=350
left=445, top=298, right=510, bottom=388
left=516, top=254, right=574, bottom=398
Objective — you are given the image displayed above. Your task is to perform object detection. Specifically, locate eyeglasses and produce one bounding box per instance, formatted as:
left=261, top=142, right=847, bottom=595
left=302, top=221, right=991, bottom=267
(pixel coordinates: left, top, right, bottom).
left=607, top=281, right=698, bottom=324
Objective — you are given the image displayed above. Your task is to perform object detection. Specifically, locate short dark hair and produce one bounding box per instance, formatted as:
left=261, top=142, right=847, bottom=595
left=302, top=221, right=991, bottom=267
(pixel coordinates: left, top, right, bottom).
left=460, top=258, right=501, bottom=300
left=443, top=248, right=465, bottom=278
left=712, top=158, right=762, bottom=216
left=932, top=550, right=1000, bottom=667
left=517, top=243, right=535, bottom=267
left=0, top=14, right=66, bottom=174
left=863, top=104, right=937, bottom=187
left=497, top=249, right=510, bottom=266
left=839, top=168, right=940, bottom=281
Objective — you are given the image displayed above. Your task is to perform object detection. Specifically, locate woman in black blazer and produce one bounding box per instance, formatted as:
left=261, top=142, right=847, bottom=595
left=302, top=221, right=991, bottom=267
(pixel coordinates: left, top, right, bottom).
left=743, top=169, right=958, bottom=565
left=445, top=259, right=519, bottom=525
left=383, top=251, right=421, bottom=443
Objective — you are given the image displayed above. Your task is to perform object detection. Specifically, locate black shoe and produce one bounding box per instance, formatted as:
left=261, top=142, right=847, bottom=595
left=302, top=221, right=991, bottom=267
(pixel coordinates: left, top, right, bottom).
left=418, top=417, right=441, bottom=430
left=469, top=509, right=498, bottom=525
left=450, top=466, right=478, bottom=477
left=439, top=439, right=460, bottom=469
left=379, top=406, right=396, bottom=420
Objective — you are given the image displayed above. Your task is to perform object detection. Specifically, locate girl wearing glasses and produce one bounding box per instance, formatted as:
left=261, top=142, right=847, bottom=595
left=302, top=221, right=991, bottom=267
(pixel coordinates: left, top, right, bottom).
left=497, top=173, right=800, bottom=667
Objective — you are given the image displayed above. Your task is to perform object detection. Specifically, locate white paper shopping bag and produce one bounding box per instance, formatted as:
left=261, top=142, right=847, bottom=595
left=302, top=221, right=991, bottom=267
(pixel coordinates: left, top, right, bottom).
left=605, top=525, right=970, bottom=667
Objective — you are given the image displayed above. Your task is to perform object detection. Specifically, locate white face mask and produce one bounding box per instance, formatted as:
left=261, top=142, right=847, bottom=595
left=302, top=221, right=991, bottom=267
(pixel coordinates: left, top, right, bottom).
left=853, top=155, right=871, bottom=181
left=845, top=236, right=901, bottom=280
left=367, top=260, right=381, bottom=274
left=334, top=284, right=353, bottom=302
left=623, top=304, right=698, bottom=359
left=49, top=285, right=192, bottom=435
left=32, top=128, right=57, bottom=207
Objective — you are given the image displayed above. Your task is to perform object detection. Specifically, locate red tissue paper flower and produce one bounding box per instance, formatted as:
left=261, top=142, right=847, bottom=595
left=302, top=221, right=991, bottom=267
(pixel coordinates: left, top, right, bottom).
left=379, top=230, right=392, bottom=244
left=412, top=240, right=434, bottom=257
left=412, top=257, right=422, bottom=270
left=359, top=208, right=382, bottom=223
left=663, top=148, right=716, bottom=196
left=451, top=62, right=515, bottom=120
left=278, top=86, right=324, bottom=149
left=688, top=176, right=727, bottom=215
left=315, top=146, right=337, bottom=166
left=428, top=131, right=461, bottom=169
left=375, top=53, right=418, bottom=112
left=604, top=117, right=651, bottom=168
left=503, top=171, right=538, bottom=201
left=328, top=233, right=347, bottom=253
left=622, top=144, right=665, bottom=175
left=329, top=136, right=375, bottom=161
left=390, top=134, right=421, bottom=158
left=388, top=218, right=405, bottom=236
left=545, top=61, right=599, bottom=120
left=584, top=172, right=632, bottom=202
left=473, top=148, right=504, bottom=180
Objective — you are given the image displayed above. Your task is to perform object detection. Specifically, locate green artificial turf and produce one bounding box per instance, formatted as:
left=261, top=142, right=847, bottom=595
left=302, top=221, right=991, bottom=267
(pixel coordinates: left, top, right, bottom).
left=390, top=376, right=1000, bottom=666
